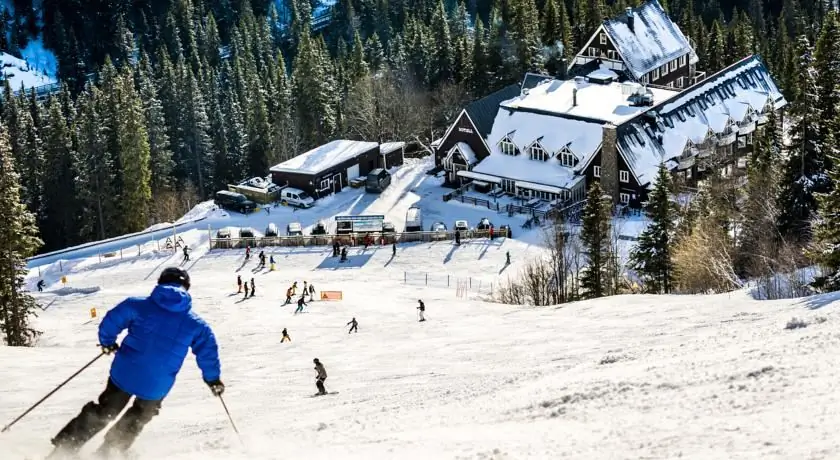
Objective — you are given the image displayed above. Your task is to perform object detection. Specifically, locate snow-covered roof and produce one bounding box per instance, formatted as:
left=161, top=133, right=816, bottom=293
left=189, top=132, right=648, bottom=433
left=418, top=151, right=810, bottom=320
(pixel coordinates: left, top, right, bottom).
left=380, top=142, right=405, bottom=154
left=488, top=109, right=604, bottom=161
left=270, top=140, right=379, bottom=174
left=587, top=67, right=619, bottom=80
left=472, top=138, right=583, bottom=190
left=457, top=170, right=502, bottom=184
left=503, top=77, right=678, bottom=124
left=616, top=55, right=786, bottom=187
left=603, top=0, right=698, bottom=79
left=447, top=142, right=475, bottom=165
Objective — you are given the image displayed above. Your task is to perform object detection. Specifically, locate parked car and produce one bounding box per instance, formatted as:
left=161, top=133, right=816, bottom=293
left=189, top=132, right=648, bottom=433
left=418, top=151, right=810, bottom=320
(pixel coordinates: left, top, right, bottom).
left=454, top=220, right=469, bottom=232
left=287, top=222, right=303, bottom=236
left=311, top=221, right=327, bottom=235
left=382, top=222, right=396, bottom=233
left=499, top=224, right=512, bottom=238
left=214, top=190, right=256, bottom=214
left=430, top=222, right=447, bottom=232
left=365, top=168, right=392, bottom=193
left=216, top=228, right=232, bottom=239
left=280, top=187, right=315, bottom=208
left=265, top=223, right=278, bottom=237
left=405, top=206, right=423, bottom=232
left=476, top=218, right=492, bottom=230
left=239, top=227, right=255, bottom=239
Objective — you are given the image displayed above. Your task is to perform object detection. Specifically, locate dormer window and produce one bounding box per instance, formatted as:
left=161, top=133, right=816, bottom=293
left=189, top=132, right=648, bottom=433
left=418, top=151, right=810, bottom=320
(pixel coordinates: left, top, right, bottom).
left=529, top=143, right=548, bottom=161
left=559, top=147, right=577, bottom=167
left=499, top=137, right=518, bottom=155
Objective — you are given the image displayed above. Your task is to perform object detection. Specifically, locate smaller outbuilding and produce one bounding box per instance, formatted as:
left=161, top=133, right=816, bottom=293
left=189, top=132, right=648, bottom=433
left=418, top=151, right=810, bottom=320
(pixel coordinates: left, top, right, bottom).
left=270, top=140, right=405, bottom=199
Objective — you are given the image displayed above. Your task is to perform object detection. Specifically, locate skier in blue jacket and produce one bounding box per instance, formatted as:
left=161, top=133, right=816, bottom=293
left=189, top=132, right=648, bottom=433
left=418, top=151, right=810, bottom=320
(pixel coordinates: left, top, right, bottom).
left=49, top=267, right=224, bottom=458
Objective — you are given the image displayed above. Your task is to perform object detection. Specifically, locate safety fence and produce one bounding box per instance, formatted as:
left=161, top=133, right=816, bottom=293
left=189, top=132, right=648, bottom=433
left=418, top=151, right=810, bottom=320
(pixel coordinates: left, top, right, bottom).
left=30, top=236, right=187, bottom=277
left=403, top=271, right=495, bottom=296
left=208, top=228, right=509, bottom=249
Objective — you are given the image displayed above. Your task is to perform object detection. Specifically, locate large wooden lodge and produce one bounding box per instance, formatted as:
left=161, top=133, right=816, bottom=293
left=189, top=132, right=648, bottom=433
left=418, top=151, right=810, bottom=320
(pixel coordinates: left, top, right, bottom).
left=432, top=0, right=786, bottom=209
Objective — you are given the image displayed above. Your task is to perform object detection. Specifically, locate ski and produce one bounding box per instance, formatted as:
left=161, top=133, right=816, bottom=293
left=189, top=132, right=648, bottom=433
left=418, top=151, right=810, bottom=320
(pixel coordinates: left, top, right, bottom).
left=309, top=391, right=339, bottom=398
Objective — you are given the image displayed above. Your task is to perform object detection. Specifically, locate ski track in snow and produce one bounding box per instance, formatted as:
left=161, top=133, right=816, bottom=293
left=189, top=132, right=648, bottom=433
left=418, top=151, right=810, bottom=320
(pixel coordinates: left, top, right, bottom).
left=3, top=160, right=840, bottom=459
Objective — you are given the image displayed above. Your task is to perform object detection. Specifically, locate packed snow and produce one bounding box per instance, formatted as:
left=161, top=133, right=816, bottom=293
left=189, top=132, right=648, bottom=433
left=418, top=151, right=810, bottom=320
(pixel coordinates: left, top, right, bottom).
left=270, top=140, right=380, bottom=175
left=0, top=51, right=56, bottom=91
left=4, top=217, right=840, bottom=459
left=6, top=152, right=840, bottom=458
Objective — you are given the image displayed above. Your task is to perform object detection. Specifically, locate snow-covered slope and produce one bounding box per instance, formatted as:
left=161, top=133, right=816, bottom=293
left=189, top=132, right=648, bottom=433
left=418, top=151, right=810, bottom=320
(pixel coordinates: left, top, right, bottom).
left=0, top=49, right=56, bottom=90
left=2, top=233, right=840, bottom=459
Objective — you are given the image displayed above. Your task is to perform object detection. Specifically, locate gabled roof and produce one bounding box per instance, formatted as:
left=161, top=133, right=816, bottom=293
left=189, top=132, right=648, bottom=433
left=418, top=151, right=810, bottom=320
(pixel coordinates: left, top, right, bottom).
left=465, top=83, right=521, bottom=138
left=270, top=140, right=378, bottom=174
left=616, top=55, right=786, bottom=186
left=603, top=0, right=698, bottom=79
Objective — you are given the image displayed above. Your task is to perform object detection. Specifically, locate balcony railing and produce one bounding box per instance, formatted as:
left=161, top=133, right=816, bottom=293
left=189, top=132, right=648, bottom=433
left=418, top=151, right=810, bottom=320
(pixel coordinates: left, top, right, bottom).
left=716, top=130, right=737, bottom=146
left=738, top=120, right=756, bottom=135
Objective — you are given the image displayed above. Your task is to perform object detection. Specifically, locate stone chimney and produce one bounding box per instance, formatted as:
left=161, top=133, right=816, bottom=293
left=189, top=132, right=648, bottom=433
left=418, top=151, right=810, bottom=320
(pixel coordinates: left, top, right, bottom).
left=600, top=123, right=619, bottom=204
left=626, top=7, right=635, bottom=33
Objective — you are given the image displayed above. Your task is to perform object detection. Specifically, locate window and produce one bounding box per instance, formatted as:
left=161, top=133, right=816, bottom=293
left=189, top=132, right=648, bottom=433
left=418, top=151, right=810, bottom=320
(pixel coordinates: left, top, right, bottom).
left=685, top=168, right=692, bottom=179
left=620, top=170, right=629, bottom=183
left=320, top=178, right=330, bottom=190
left=589, top=47, right=598, bottom=57
left=670, top=60, right=677, bottom=72
left=529, top=143, right=548, bottom=161
left=593, top=165, right=601, bottom=178
left=620, top=193, right=630, bottom=204
left=559, top=148, right=576, bottom=167
left=679, top=54, right=687, bottom=67
left=607, top=50, right=617, bottom=60
left=661, top=64, right=669, bottom=76
left=600, top=33, right=607, bottom=45
left=676, top=77, right=685, bottom=88
left=641, top=74, right=649, bottom=84
left=499, top=137, right=517, bottom=155
left=652, top=68, right=660, bottom=80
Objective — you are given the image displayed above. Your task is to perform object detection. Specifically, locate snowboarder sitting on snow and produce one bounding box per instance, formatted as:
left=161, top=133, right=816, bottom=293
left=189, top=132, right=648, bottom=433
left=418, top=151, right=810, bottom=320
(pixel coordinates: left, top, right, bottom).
left=49, top=267, right=223, bottom=458
left=417, top=300, right=426, bottom=322
left=347, top=317, right=358, bottom=334
left=281, top=328, right=291, bottom=343
left=37, top=279, right=45, bottom=292
left=182, top=246, right=190, bottom=262
left=295, top=295, right=307, bottom=314
left=313, top=358, right=328, bottom=395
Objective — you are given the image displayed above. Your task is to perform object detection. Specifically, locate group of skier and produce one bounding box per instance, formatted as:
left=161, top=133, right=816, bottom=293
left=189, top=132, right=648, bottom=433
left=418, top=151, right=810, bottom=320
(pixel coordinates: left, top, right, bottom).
left=236, top=275, right=257, bottom=299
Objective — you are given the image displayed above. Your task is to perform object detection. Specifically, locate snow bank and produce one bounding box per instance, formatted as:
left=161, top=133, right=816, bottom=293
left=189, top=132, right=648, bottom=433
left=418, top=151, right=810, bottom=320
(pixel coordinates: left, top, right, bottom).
left=48, top=286, right=101, bottom=296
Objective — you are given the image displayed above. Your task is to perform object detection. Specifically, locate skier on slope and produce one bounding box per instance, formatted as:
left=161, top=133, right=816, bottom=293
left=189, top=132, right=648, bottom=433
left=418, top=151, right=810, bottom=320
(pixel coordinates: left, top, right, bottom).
left=37, top=279, right=45, bottom=292
left=182, top=246, right=190, bottom=263
left=294, top=295, right=307, bottom=314
left=281, top=328, right=291, bottom=343
left=243, top=280, right=250, bottom=299
left=283, top=287, right=293, bottom=305
left=250, top=278, right=256, bottom=297
left=245, top=246, right=251, bottom=261
left=313, top=358, right=328, bottom=395
left=236, top=275, right=242, bottom=293
left=346, top=317, right=358, bottom=334
left=308, top=283, right=315, bottom=300
left=258, top=251, right=266, bottom=268
left=48, top=268, right=223, bottom=458
left=417, top=299, right=426, bottom=322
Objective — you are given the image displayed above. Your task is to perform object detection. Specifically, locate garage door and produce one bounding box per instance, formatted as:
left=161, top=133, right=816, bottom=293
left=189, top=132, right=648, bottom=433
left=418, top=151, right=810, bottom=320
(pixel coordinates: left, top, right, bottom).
left=346, top=163, right=360, bottom=180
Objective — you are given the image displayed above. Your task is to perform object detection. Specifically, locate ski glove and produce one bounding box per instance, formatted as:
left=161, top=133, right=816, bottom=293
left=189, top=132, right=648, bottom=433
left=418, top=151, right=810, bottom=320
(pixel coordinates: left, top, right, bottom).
left=100, top=343, right=119, bottom=355
left=206, top=379, right=225, bottom=396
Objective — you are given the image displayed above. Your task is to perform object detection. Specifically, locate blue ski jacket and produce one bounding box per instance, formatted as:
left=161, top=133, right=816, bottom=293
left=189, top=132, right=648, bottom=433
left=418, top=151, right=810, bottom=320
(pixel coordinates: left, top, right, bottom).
left=98, top=284, right=221, bottom=401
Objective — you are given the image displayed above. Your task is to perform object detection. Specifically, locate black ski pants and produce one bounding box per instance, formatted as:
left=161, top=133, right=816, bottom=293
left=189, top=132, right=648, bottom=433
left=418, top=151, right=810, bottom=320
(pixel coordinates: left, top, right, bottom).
left=52, top=378, right=162, bottom=453
left=316, top=378, right=327, bottom=394
left=348, top=324, right=358, bottom=333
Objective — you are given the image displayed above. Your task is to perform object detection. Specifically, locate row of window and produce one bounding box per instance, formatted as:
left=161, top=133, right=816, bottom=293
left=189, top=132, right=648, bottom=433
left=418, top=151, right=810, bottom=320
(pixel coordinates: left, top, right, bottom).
left=500, top=138, right=580, bottom=167
left=639, top=54, right=689, bottom=85
left=592, top=166, right=630, bottom=183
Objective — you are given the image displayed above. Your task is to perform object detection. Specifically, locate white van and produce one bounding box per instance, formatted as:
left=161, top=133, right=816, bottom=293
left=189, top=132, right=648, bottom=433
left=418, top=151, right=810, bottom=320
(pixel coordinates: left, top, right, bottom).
left=280, top=187, right=315, bottom=208
left=405, top=206, right=423, bottom=232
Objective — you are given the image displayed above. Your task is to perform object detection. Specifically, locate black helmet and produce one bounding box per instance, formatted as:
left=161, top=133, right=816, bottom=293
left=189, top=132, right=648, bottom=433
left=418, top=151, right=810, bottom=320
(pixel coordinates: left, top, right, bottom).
left=158, top=267, right=190, bottom=291
left=313, top=358, right=320, bottom=364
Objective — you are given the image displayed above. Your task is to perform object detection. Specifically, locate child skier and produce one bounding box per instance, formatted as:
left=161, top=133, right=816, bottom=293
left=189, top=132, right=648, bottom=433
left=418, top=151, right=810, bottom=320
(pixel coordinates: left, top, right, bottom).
left=392, top=242, right=396, bottom=257
left=37, top=279, right=45, bottom=292
left=243, top=281, right=250, bottom=299
left=302, top=281, right=308, bottom=296
left=237, top=275, right=242, bottom=293
left=258, top=251, right=265, bottom=268
left=281, top=328, right=291, bottom=343
left=182, top=246, right=190, bottom=263
left=269, top=255, right=275, bottom=271
left=284, top=287, right=293, bottom=305
left=313, top=358, right=328, bottom=395
left=250, top=278, right=256, bottom=297
left=308, top=283, right=316, bottom=300
left=245, top=246, right=251, bottom=260
left=346, top=317, right=358, bottom=334
left=417, top=300, right=426, bottom=322
left=294, top=295, right=307, bottom=314
left=291, top=281, right=298, bottom=296
left=48, top=268, right=223, bottom=458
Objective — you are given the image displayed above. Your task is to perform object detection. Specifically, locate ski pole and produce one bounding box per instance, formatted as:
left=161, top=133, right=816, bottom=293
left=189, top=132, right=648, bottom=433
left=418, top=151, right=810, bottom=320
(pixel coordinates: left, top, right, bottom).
left=218, top=394, right=243, bottom=445
left=2, top=352, right=105, bottom=433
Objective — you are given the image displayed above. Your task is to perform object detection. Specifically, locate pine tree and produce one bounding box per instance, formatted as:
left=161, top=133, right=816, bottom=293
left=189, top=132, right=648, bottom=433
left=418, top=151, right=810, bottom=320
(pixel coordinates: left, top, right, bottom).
left=471, top=18, right=490, bottom=95
left=776, top=36, right=828, bottom=241
left=812, top=130, right=840, bottom=291
left=178, top=65, right=215, bottom=198
left=579, top=182, right=613, bottom=299
left=365, top=33, right=385, bottom=73
left=705, top=19, right=726, bottom=72
left=629, top=165, right=676, bottom=293
left=430, top=0, right=455, bottom=85
left=75, top=86, right=116, bottom=241
left=116, top=69, right=153, bottom=233
left=814, top=11, right=840, bottom=148
left=137, top=53, right=175, bottom=195
left=509, top=0, right=543, bottom=73
left=39, top=96, right=78, bottom=251
left=0, top=123, right=42, bottom=346
left=349, top=30, right=369, bottom=82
